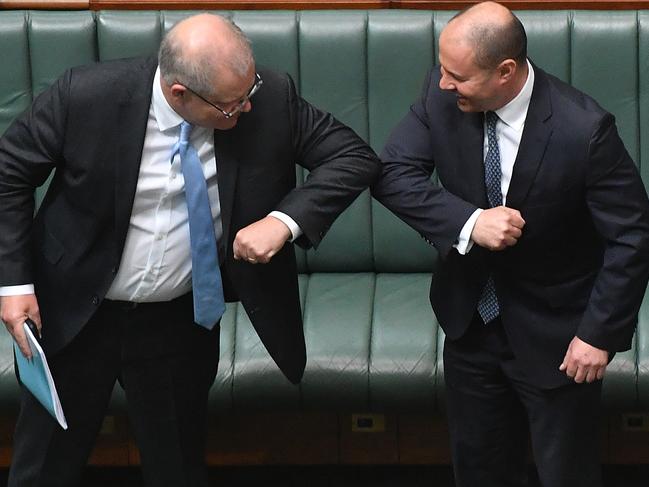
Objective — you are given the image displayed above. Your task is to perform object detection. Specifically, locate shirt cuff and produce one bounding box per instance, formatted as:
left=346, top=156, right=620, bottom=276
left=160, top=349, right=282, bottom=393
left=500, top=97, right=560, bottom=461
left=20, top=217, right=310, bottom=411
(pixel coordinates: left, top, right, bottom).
left=0, top=284, right=36, bottom=296
left=268, top=211, right=303, bottom=242
left=454, top=209, right=483, bottom=255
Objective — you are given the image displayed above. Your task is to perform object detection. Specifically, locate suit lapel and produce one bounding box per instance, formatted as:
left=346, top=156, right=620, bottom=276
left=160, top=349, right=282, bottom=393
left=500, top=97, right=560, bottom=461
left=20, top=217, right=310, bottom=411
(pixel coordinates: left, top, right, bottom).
left=456, top=111, right=489, bottom=208
left=213, top=129, right=239, bottom=257
left=506, top=68, right=553, bottom=209
left=114, top=58, right=157, bottom=254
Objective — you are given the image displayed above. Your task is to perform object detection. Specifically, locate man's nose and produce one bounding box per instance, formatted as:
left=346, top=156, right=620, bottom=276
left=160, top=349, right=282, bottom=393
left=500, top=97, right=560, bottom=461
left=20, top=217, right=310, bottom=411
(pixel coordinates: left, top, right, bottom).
left=439, top=73, right=454, bottom=91
left=241, top=99, right=252, bottom=113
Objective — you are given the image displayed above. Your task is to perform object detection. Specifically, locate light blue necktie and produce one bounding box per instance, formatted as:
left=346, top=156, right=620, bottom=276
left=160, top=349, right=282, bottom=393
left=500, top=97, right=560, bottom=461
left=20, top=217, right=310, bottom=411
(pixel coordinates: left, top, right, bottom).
left=171, top=121, right=225, bottom=329
left=477, top=111, right=501, bottom=324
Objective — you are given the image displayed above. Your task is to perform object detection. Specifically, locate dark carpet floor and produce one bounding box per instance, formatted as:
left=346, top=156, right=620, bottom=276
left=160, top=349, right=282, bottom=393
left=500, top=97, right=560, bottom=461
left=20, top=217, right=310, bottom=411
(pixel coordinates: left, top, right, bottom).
left=1, top=465, right=648, bottom=486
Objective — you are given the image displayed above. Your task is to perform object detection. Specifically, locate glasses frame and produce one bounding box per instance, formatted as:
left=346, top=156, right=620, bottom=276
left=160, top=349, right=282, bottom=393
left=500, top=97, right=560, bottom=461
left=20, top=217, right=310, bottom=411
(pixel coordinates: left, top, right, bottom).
left=180, top=73, right=263, bottom=119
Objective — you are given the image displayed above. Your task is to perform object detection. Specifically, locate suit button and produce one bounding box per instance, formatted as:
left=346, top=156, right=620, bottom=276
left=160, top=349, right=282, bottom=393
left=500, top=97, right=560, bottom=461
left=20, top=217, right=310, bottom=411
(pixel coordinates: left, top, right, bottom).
left=92, top=295, right=99, bottom=305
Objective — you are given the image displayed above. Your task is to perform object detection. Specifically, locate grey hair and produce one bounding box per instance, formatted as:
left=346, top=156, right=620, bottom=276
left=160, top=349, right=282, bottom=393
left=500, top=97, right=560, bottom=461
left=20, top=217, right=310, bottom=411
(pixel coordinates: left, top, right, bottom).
left=158, top=14, right=254, bottom=97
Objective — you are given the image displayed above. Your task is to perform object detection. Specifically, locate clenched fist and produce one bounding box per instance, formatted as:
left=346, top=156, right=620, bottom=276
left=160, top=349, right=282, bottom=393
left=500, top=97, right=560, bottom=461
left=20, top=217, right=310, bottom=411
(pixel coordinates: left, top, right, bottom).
left=471, top=206, right=525, bottom=251
left=233, top=215, right=292, bottom=264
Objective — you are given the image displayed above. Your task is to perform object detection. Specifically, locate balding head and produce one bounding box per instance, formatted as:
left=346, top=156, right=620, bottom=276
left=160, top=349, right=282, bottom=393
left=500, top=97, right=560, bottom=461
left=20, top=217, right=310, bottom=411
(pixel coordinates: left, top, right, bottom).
left=444, top=1, right=527, bottom=70
left=437, top=2, right=528, bottom=112
left=158, top=13, right=254, bottom=97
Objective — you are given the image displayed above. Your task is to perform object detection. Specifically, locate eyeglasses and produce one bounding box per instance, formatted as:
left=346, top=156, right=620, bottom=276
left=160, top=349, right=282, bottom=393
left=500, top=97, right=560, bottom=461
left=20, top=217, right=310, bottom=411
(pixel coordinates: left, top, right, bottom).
left=181, top=73, right=263, bottom=119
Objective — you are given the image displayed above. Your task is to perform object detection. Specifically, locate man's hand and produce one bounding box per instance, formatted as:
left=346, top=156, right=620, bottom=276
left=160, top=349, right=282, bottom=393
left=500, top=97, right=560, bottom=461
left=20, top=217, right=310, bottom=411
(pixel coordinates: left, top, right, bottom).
left=471, top=206, right=525, bottom=251
left=1, top=294, right=41, bottom=359
left=233, top=215, right=292, bottom=264
left=559, top=336, right=609, bottom=383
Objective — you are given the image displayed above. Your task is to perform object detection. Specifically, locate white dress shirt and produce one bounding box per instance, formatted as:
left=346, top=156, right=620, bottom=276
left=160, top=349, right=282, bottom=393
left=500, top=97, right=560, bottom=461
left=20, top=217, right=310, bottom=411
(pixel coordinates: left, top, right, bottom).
left=0, top=68, right=301, bottom=300
left=454, top=60, right=535, bottom=255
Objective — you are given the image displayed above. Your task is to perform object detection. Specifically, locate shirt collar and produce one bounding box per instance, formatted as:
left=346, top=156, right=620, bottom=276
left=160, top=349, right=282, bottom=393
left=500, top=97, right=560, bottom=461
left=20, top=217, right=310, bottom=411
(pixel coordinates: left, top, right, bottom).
left=493, top=59, right=534, bottom=132
left=152, top=67, right=184, bottom=132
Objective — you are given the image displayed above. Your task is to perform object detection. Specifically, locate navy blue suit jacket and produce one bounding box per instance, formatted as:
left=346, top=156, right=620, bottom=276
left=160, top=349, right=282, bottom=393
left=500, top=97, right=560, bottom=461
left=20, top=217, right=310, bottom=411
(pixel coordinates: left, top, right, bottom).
left=373, top=64, right=649, bottom=387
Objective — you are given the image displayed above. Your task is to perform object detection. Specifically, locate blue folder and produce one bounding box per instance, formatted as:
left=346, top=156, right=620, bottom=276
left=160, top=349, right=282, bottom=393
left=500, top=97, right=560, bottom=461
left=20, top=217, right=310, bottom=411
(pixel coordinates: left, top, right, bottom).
left=14, top=322, right=68, bottom=429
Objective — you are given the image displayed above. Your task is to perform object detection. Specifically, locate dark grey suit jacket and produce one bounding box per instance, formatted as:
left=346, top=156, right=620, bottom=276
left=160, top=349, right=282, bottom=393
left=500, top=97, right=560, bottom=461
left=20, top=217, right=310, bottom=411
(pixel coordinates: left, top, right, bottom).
left=0, top=57, right=381, bottom=384
left=373, top=63, right=649, bottom=387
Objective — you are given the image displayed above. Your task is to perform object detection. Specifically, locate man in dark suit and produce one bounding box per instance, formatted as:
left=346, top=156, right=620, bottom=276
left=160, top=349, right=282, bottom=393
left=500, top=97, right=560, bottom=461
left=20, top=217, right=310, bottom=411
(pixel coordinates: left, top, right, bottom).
left=372, top=2, right=649, bottom=486
left=0, top=13, right=380, bottom=486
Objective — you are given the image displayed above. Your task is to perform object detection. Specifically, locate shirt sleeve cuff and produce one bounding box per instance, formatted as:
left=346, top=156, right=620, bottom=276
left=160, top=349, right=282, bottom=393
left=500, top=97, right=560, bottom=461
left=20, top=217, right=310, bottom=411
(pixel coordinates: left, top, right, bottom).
left=268, top=211, right=303, bottom=242
left=0, top=284, right=36, bottom=296
left=454, top=209, right=483, bottom=255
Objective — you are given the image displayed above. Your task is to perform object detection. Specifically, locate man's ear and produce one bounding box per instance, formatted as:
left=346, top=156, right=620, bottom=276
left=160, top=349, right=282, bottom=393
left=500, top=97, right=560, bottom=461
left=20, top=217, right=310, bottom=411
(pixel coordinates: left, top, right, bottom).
left=498, top=59, right=517, bottom=83
left=169, top=83, right=187, bottom=100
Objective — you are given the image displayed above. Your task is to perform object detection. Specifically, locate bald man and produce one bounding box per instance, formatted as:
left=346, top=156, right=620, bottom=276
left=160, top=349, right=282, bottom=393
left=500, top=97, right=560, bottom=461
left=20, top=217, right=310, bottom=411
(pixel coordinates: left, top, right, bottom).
left=372, top=2, right=649, bottom=486
left=0, top=14, right=380, bottom=486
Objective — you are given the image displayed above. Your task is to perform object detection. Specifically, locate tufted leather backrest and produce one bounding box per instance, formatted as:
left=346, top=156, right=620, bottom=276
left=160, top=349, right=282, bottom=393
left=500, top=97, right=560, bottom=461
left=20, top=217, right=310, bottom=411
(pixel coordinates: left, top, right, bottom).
left=3, top=10, right=649, bottom=271
left=0, top=10, right=647, bottom=412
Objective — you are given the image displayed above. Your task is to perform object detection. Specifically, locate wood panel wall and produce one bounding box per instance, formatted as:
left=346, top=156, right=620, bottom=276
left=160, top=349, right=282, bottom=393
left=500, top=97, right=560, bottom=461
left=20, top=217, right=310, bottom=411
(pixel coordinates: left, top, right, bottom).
left=2, top=0, right=649, bottom=10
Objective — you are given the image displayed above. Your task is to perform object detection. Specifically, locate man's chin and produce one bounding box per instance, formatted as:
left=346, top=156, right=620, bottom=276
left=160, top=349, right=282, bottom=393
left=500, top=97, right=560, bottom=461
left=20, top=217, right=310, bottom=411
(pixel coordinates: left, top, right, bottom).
left=214, top=117, right=240, bottom=131
left=456, top=98, right=475, bottom=112
left=457, top=96, right=471, bottom=112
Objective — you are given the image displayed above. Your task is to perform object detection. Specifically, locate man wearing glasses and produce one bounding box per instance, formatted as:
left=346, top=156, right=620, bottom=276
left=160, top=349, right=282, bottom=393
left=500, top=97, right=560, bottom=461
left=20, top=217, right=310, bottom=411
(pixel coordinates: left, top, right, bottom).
left=178, top=72, right=263, bottom=122
left=0, top=13, right=380, bottom=486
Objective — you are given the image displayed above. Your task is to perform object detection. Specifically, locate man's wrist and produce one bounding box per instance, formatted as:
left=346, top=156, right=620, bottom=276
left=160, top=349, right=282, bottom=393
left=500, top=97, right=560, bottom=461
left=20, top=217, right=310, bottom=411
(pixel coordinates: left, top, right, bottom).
left=454, top=208, right=483, bottom=255
left=0, top=284, right=35, bottom=296
left=268, top=211, right=302, bottom=242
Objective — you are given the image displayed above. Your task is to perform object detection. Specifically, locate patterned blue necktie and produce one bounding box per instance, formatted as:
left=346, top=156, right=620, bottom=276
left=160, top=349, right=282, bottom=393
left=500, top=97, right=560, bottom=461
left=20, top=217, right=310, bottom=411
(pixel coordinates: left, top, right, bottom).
left=477, top=111, right=502, bottom=324
left=170, top=121, right=225, bottom=329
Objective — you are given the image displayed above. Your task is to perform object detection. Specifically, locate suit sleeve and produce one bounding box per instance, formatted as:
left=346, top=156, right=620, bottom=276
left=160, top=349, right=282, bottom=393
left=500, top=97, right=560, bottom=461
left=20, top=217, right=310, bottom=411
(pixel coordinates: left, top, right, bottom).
left=577, top=113, right=649, bottom=351
left=0, top=70, right=69, bottom=286
left=371, top=69, right=478, bottom=260
left=272, top=74, right=381, bottom=249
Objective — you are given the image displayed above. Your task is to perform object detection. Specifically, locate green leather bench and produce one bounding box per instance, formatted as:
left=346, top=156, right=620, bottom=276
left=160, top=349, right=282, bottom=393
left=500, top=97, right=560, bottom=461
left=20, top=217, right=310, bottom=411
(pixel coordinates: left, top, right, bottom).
left=1, top=9, right=648, bottom=419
